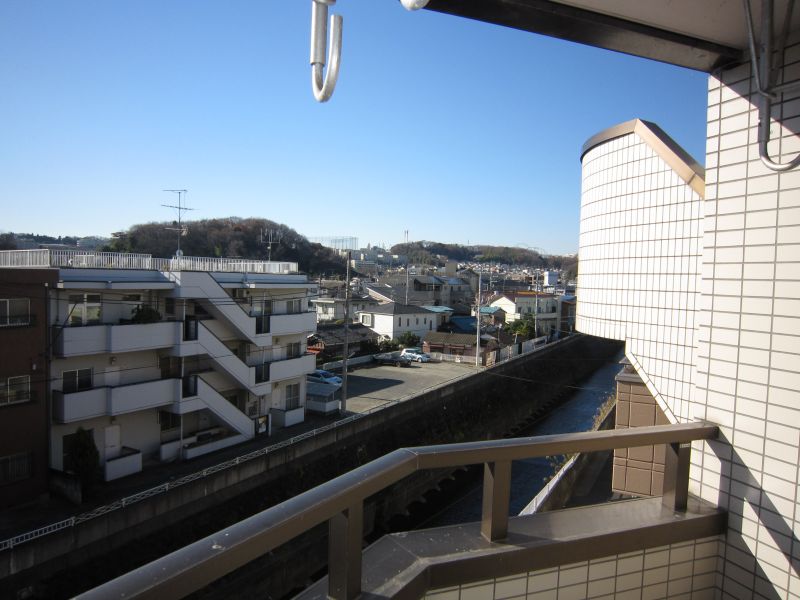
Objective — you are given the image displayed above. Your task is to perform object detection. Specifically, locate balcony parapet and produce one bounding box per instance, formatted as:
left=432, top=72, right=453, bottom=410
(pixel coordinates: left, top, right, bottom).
left=0, top=249, right=298, bottom=274
left=74, top=422, right=721, bottom=600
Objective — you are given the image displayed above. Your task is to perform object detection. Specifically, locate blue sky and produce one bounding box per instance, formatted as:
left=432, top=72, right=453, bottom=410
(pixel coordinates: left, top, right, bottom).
left=0, top=1, right=708, bottom=255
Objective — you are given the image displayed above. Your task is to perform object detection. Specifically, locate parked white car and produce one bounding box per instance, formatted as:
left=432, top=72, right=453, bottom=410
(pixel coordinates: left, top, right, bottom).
left=400, top=348, right=431, bottom=362
left=307, top=369, right=343, bottom=386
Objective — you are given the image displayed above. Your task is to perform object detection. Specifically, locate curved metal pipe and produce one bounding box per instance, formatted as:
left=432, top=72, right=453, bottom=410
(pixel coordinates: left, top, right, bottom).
left=310, top=0, right=342, bottom=103
left=743, top=0, right=800, bottom=171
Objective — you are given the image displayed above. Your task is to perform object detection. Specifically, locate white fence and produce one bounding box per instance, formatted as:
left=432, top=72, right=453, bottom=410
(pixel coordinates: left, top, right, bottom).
left=0, top=249, right=297, bottom=274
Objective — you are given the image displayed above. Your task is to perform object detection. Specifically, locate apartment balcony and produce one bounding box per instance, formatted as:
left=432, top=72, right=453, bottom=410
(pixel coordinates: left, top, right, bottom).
left=52, top=378, right=180, bottom=423
left=266, top=310, right=316, bottom=336
left=54, top=321, right=180, bottom=357
left=82, top=423, right=725, bottom=599
left=271, top=406, right=305, bottom=428
left=269, top=353, right=315, bottom=382
left=104, top=447, right=142, bottom=481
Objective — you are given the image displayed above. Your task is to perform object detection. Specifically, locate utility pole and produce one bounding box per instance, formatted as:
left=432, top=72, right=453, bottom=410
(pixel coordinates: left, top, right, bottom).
left=534, top=270, right=539, bottom=339
left=162, top=189, right=193, bottom=256
left=341, top=251, right=351, bottom=413
left=404, top=229, right=410, bottom=305
left=475, top=268, right=482, bottom=367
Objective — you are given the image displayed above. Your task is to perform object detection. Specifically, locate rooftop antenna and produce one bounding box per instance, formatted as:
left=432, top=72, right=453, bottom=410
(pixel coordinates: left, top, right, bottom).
left=162, top=189, right=194, bottom=256
left=260, top=228, right=283, bottom=262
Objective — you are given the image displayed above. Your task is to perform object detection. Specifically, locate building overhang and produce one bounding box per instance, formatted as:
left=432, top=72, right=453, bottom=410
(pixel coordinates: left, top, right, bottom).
left=423, top=0, right=749, bottom=72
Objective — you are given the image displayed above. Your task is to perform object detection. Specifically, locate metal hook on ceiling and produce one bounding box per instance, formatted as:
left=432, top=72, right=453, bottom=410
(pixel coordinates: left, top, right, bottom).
left=310, top=0, right=342, bottom=103
left=742, top=0, right=800, bottom=171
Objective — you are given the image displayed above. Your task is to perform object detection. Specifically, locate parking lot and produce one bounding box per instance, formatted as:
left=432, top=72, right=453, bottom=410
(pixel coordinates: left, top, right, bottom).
left=341, top=360, right=478, bottom=413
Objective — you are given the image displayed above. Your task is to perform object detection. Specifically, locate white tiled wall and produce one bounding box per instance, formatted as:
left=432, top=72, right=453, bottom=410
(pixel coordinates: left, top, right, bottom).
left=424, top=537, right=721, bottom=600
left=694, top=35, right=800, bottom=600
left=577, top=127, right=703, bottom=423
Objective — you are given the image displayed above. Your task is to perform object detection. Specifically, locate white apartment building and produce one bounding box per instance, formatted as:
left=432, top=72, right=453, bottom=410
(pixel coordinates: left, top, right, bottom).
left=1, top=250, right=316, bottom=482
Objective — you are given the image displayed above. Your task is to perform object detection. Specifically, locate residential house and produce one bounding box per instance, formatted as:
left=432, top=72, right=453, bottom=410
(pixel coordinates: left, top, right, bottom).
left=0, top=249, right=317, bottom=484
left=421, top=305, right=454, bottom=329
left=489, top=291, right=560, bottom=337
left=474, top=305, right=506, bottom=326
left=307, top=322, right=380, bottom=360
left=355, top=303, right=435, bottom=341
left=311, top=294, right=378, bottom=324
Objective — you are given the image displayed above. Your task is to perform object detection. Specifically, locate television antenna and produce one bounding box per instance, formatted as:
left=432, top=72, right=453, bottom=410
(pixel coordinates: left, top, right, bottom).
left=162, top=189, right=194, bottom=255
left=260, top=228, right=283, bottom=262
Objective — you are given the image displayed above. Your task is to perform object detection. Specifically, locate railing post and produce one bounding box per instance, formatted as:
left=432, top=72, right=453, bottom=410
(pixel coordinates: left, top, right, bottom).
left=662, top=442, right=691, bottom=511
left=328, top=502, right=363, bottom=600
left=481, top=460, right=511, bottom=541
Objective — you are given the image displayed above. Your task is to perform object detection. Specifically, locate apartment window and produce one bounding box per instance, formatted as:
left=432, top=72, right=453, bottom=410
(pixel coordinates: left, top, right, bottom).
left=361, top=314, right=373, bottom=326
left=67, top=294, right=101, bottom=326
left=0, top=298, right=30, bottom=327
left=286, top=342, right=302, bottom=359
left=0, top=452, right=32, bottom=485
left=416, top=318, right=419, bottom=325
left=122, top=294, right=141, bottom=302
left=1, top=375, right=31, bottom=406
left=398, top=317, right=401, bottom=326
left=164, top=297, right=175, bottom=316
left=406, top=318, right=410, bottom=326
left=62, top=368, right=92, bottom=394
left=287, top=299, right=302, bottom=314
left=159, top=410, right=181, bottom=432
left=285, top=383, right=300, bottom=411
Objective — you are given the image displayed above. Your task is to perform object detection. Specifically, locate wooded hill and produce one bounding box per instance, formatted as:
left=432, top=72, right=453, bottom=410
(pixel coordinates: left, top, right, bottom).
left=105, top=218, right=346, bottom=276
left=390, top=241, right=577, bottom=272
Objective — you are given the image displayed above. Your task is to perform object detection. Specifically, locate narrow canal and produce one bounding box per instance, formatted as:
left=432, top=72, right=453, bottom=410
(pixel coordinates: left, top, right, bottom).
left=418, top=351, right=624, bottom=528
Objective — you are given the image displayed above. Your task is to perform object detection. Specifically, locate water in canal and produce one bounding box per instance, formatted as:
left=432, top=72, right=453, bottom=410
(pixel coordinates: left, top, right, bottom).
left=419, top=351, right=624, bottom=528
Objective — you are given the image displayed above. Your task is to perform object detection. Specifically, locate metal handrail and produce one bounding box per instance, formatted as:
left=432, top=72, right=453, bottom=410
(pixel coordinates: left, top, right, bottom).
left=77, top=422, right=718, bottom=600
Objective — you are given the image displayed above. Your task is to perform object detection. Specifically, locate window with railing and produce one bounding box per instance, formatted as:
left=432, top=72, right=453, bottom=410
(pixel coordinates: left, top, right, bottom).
left=285, top=383, right=300, bottom=411
left=182, top=374, right=198, bottom=398
left=159, top=410, right=181, bottom=432
left=255, top=315, right=270, bottom=335
left=62, top=368, right=92, bottom=394
left=255, top=363, right=270, bottom=384
left=0, top=452, right=32, bottom=485
left=1, top=375, right=31, bottom=406
left=286, top=342, right=302, bottom=359
left=286, top=299, right=302, bottom=314
left=0, top=298, right=30, bottom=327
left=67, top=294, right=101, bottom=326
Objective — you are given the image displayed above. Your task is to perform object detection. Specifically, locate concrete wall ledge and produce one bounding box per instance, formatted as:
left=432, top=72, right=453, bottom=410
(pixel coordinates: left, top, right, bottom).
left=298, top=496, right=725, bottom=599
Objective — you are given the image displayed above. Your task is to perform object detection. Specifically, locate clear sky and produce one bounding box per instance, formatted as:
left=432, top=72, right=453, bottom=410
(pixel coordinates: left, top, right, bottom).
left=0, top=1, right=709, bottom=255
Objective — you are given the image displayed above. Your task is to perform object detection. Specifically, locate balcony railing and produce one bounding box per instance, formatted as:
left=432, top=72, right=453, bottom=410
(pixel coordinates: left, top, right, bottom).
left=0, top=249, right=298, bottom=274
left=76, top=422, right=720, bottom=600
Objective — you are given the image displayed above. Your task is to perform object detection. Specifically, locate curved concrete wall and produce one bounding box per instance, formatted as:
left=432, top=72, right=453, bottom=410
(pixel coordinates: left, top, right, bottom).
left=576, top=120, right=704, bottom=424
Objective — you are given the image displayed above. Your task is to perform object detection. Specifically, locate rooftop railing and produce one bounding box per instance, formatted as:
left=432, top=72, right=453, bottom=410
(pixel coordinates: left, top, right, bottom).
left=77, top=421, right=719, bottom=600
left=0, top=249, right=298, bottom=274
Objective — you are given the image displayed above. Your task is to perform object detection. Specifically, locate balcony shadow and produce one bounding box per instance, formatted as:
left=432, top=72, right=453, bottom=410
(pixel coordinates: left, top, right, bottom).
left=709, top=433, right=799, bottom=598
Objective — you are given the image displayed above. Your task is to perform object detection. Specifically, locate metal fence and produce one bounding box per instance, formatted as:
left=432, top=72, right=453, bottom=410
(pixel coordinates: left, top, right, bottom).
left=0, top=249, right=298, bottom=274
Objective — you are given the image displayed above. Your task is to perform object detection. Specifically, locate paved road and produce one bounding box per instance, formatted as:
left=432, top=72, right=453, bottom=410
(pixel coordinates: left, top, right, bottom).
left=341, top=360, right=478, bottom=413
